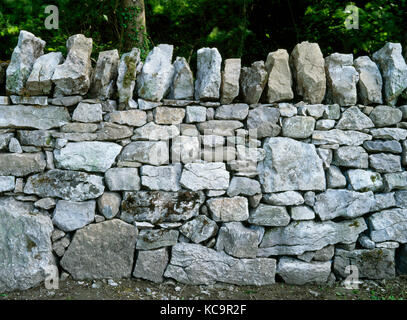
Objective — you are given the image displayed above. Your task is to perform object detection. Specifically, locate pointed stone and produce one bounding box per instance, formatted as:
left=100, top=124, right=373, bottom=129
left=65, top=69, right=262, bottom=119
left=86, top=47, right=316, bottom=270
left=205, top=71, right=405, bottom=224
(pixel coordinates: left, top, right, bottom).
left=169, top=57, right=194, bottom=100
left=265, top=49, right=293, bottom=103
left=117, top=48, right=141, bottom=108
left=195, top=48, right=222, bottom=101
left=354, top=56, right=383, bottom=105
left=220, top=58, right=241, bottom=104
left=240, top=61, right=268, bottom=104
left=89, top=49, right=119, bottom=99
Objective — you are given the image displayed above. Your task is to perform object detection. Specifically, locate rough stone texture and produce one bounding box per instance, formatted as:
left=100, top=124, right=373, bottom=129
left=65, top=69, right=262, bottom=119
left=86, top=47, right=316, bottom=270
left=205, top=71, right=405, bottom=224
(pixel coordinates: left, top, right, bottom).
left=312, top=129, right=372, bottom=146
left=336, top=106, right=375, bottom=131
left=215, top=103, right=249, bottom=120
left=368, top=209, right=407, bottom=243
left=72, top=102, right=103, bottom=123
left=197, top=120, right=243, bottom=136
left=281, top=116, right=315, bottom=139
left=52, top=200, right=96, bottom=232
left=263, top=191, right=304, bottom=206
left=97, top=192, right=121, bottom=219
left=132, top=122, right=179, bottom=141
left=52, top=34, right=93, bottom=96
left=221, top=58, right=241, bottom=104
left=372, top=43, right=407, bottom=106
left=369, top=153, right=402, bottom=173
left=117, top=48, right=141, bottom=107
left=249, top=204, right=290, bottom=226
left=0, top=153, right=46, bottom=177
left=133, top=248, right=169, bottom=283
left=334, top=248, right=395, bottom=279
left=0, top=197, right=55, bottom=292
left=154, top=107, right=185, bottom=125
left=105, top=168, right=140, bottom=191
left=258, top=137, right=326, bottom=192
left=227, top=176, right=261, bottom=197
left=207, top=196, right=249, bottom=222
left=265, top=49, right=293, bottom=103
left=240, top=61, right=268, bottom=104
left=277, top=257, right=331, bottom=285
left=314, top=189, right=376, bottom=221
left=354, top=56, right=383, bottom=105
left=325, top=53, right=359, bottom=106
left=290, top=41, right=326, bottom=104
left=107, top=109, right=147, bottom=127
left=370, top=128, right=407, bottom=141
left=259, top=218, right=367, bottom=256
left=24, top=169, right=104, bottom=201
left=136, top=229, right=179, bottom=250
left=180, top=162, right=229, bottom=191
left=164, top=243, right=276, bottom=285
left=120, top=190, right=205, bottom=224
left=169, top=57, right=194, bottom=100
left=180, top=215, right=218, bottom=244
left=364, top=140, right=402, bottom=154
left=140, top=164, right=182, bottom=192
left=60, top=219, right=137, bottom=279
left=185, top=106, right=207, bottom=123
left=369, top=105, right=402, bottom=127
left=171, top=136, right=200, bottom=163
left=333, top=146, right=369, bottom=168
left=348, top=169, right=383, bottom=192
left=290, top=206, right=315, bottom=221
left=384, top=172, right=407, bottom=191
left=195, top=48, right=222, bottom=101
left=138, top=44, right=174, bottom=101
left=54, top=141, right=122, bottom=172
left=26, top=52, right=64, bottom=95
left=120, top=141, right=169, bottom=166
left=89, top=49, right=119, bottom=99
left=6, top=30, right=45, bottom=95
left=246, top=106, right=280, bottom=138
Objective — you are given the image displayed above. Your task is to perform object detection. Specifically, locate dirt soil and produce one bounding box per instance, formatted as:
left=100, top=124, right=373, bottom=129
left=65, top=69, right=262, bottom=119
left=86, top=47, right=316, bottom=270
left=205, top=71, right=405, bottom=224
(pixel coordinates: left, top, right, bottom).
left=1, top=276, right=407, bottom=300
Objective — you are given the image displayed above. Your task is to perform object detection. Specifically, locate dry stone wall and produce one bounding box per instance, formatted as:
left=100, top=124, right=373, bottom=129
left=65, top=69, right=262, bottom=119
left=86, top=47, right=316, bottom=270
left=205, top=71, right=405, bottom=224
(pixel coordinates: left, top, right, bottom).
left=1, top=30, right=407, bottom=292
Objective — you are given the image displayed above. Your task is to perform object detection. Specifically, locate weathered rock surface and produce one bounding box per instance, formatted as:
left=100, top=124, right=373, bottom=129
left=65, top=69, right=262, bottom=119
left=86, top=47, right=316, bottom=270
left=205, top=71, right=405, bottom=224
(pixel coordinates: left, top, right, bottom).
left=265, top=49, right=293, bottom=103
left=105, top=168, right=140, bottom=191
left=60, top=219, right=137, bottom=279
left=220, top=58, right=241, bottom=104
left=180, top=215, right=218, bottom=244
left=368, top=209, right=407, bottom=243
left=140, top=164, right=182, bottom=192
left=72, top=102, right=103, bottom=123
left=335, top=106, right=375, bottom=131
left=277, top=257, right=331, bottom=285
left=207, top=196, right=249, bottom=222
left=169, top=57, right=194, bottom=100
left=240, top=61, right=268, bottom=104
left=52, top=200, right=96, bottom=232
left=89, top=49, right=119, bottom=99
left=0, top=153, right=46, bottom=177
left=248, top=204, right=290, bottom=226
left=348, top=169, right=383, bottom=192
left=136, top=229, right=179, bottom=250
left=97, top=192, right=121, bottom=219
left=369, top=105, right=402, bottom=127
left=227, top=176, right=261, bottom=197
left=180, top=162, right=229, bottom=191
left=263, top=191, right=304, bottom=206
left=132, top=122, right=179, bottom=141
left=354, top=56, right=383, bottom=105
left=333, top=146, right=368, bottom=168
left=369, top=153, right=402, bottom=173
left=194, top=48, right=222, bottom=101
left=133, top=248, right=169, bottom=283
left=117, top=48, right=141, bottom=107
left=312, top=129, right=372, bottom=146
left=281, top=116, right=315, bottom=139
left=120, top=141, right=169, bottom=166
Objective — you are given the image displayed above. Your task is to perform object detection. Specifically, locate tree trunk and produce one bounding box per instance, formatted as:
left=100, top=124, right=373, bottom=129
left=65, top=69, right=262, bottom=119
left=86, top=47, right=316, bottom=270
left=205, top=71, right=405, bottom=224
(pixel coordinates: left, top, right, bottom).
left=121, top=0, right=146, bottom=51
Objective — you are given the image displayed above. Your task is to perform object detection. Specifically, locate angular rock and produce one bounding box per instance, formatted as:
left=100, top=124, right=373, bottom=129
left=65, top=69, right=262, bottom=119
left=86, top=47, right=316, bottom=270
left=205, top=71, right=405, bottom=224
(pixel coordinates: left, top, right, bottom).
left=180, top=215, right=218, bottom=244
left=52, top=34, right=93, bottom=95
left=60, top=219, right=137, bottom=279
left=221, top=58, right=241, bottom=104
left=133, top=248, right=169, bottom=283
left=154, top=106, right=185, bottom=124
left=290, top=41, right=326, bottom=104
left=17, top=130, right=55, bottom=148
left=164, top=243, right=276, bottom=285
left=363, top=140, right=402, bottom=154
left=227, top=176, right=261, bottom=197
left=370, top=128, right=407, bottom=141
left=0, top=153, right=46, bottom=177
left=24, top=169, right=104, bottom=201
left=138, top=44, right=174, bottom=101
left=120, top=190, right=205, bottom=224
left=368, top=208, right=407, bottom=243
left=369, top=105, right=402, bottom=127
left=137, top=229, right=179, bottom=250
left=259, top=218, right=367, bottom=256
left=95, top=122, right=133, bottom=141
left=105, top=168, right=140, bottom=191
left=354, top=56, right=383, bottom=105
left=0, top=197, right=55, bottom=292
left=97, top=192, right=121, bottom=219
left=169, top=57, right=194, bottom=100
left=0, top=176, right=15, bottom=193
left=348, top=169, right=383, bottom=192
left=265, top=49, right=293, bottom=103
left=52, top=200, right=95, bottom=232
left=336, top=106, right=375, bottom=131
left=290, top=206, right=315, bottom=221
left=132, top=122, right=179, bottom=141
left=263, top=191, right=304, bottom=206
left=325, top=53, right=359, bottom=106
left=395, top=191, right=407, bottom=208
left=0, top=105, right=70, bottom=130
left=140, top=164, right=182, bottom=191
left=26, top=52, right=64, bottom=95
left=277, top=257, right=331, bottom=285
left=196, top=120, right=243, bottom=136
left=216, top=222, right=259, bottom=258
left=207, top=196, right=249, bottom=222
left=215, top=103, right=249, bottom=120
left=107, top=109, right=147, bottom=127
left=89, top=49, right=119, bottom=99
left=312, top=129, right=372, bottom=146
left=119, top=141, right=169, bottom=166
left=239, top=61, right=268, bottom=104
left=117, top=48, right=141, bottom=107
left=372, top=43, right=407, bottom=106
left=384, top=172, right=407, bottom=191
left=249, top=204, right=290, bottom=227
left=185, top=106, right=207, bottom=123
left=333, top=146, right=368, bottom=168
left=6, top=30, right=45, bottom=95
left=194, top=48, right=222, bottom=101
left=282, top=116, right=315, bottom=139
left=314, top=189, right=375, bottom=221
left=54, top=141, right=122, bottom=172
left=171, top=136, right=200, bottom=164
left=180, top=162, right=229, bottom=191
left=72, top=102, right=103, bottom=123
left=334, top=248, right=395, bottom=279
left=369, top=153, right=402, bottom=173
left=246, top=106, right=280, bottom=139
left=258, top=137, right=326, bottom=192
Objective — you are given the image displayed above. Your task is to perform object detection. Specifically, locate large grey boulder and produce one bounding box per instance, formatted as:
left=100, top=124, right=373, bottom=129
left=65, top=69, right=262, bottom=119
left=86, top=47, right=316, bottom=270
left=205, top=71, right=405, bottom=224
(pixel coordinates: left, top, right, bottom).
left=89, top=49, right=119, bottom=99
left=140, top=164, right=182, bottom=191
left=334, top=248, right=395, bottom=279
left=290, top=41, right=326, bottom=104
left=120, top=190, right=205, bottom=224
left=369, top=105, right=402, bottom=127
left=335, top=106, right=375, bottom=131
left=180, top=215, right=218, bottom=244
left=138, top=44, right=174, bottom=101
left=265, top=49, right=293, bottom=103
left=52, top=34, right=93, bottom=96
left=216, top=222, right=259, bottom=258
left=333, top=146, right=368, bottom=168
left=54, top=141, right=122, bottom=172
left=72, top=102, right=103, bottom=123
left=277, top=257, right=331, bottom=285
left=52, top=200, right=95, bottom=232
left=26, top=52, right=64, bottom=95
left=164, top=243, right=276, bottom=285
left=133, top=248, right=169, bottom=283
left=169, top=57, right=194, bottom=100
left=258, top=137, right=326, bottom=192
left=119, top=141, right=169, bottom=166
left=0, top=153, right=46, bottom=177
left=372, top=43, right=407, bottom=106
left=368, top=208, right=407, bottom=243
left=207, top=196, right=249, bottom=222
left=314, top=189, right=376, bottom=221
left=117, top=48, right=141, bottom=108
left=24, top=169, right=104, bottom=201
left=6, top=30, right=45, bottom=95
left=0, top=197, right=55, bottom=292
left=0, top=105, right=70, bottom=130
left=354, top=56, right=383, bottom=105
left=194, top=48, right=222, bottom=101
left=247, top=106, right=280, bottom=138
left=180, top=162, right=229, bottom=191
left=60, top=219, right=137, bottom=280
left=239, top=61, right=268, bottom=104
left=324, top=53, right=359, bottom=106
left=220, top=58, right=241, bottom=104
left=259, top=218, right=367, bottom=256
